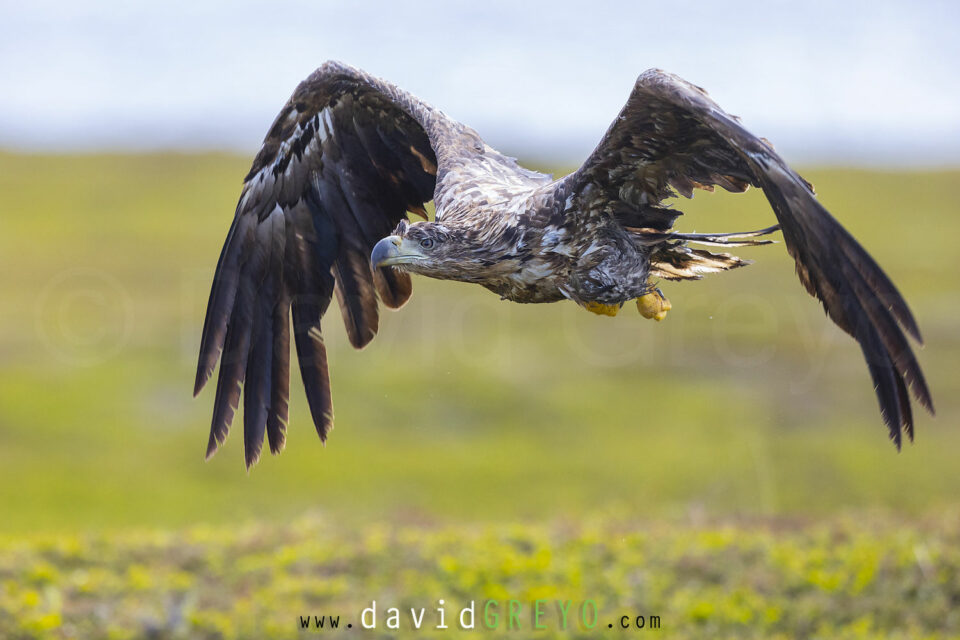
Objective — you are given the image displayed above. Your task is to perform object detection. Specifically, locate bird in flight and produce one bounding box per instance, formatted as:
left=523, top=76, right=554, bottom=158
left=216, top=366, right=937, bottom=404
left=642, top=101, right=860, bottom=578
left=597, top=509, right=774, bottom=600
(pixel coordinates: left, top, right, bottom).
left=195, top=61, right=933, bottom=468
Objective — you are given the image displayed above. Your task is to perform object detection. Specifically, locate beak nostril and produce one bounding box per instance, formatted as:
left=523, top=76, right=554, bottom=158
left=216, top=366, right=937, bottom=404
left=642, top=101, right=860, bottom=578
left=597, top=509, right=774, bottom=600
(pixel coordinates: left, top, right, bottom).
left=391, top=237, right=402, bottom=247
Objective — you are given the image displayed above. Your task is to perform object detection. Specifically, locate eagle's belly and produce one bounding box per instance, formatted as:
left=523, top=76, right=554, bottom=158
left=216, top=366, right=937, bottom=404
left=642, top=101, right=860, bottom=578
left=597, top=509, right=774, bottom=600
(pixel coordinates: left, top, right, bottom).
left=481, top=255, right=570, bottom=304
left=500, top=223, right=652, bottom=306
left=459, top=191, right=652, bottom=305
left=565, top=238, right=652, bottom=305
left=482, top=242, right=650, bottom=306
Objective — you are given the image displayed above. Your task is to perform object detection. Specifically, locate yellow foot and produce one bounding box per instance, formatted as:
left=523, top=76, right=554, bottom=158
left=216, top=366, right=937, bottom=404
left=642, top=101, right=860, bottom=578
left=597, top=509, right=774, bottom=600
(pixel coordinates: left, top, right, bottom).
left=583, top=301, right=620, bottom=317
left=637, top=289, right=672, bottom=321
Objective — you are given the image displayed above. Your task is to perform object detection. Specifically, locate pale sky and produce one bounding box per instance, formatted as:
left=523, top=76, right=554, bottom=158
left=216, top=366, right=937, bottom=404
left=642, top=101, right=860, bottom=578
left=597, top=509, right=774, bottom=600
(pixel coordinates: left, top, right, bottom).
left=1, top=0, right=958, bottom=165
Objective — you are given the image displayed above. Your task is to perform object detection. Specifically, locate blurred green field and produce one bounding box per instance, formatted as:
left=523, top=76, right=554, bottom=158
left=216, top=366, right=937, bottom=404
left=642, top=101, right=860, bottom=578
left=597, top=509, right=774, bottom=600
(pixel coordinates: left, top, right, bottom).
left=0, top=153, right=957, bottom=531
left=0, top=153, right=958, bottom=637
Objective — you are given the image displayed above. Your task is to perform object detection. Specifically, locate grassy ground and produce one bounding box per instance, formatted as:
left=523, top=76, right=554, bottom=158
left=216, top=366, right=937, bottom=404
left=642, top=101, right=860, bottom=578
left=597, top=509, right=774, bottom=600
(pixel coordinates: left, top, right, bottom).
left=3, top=513, right=959, bottom=639
left=0, top=153, right=958, bottom=637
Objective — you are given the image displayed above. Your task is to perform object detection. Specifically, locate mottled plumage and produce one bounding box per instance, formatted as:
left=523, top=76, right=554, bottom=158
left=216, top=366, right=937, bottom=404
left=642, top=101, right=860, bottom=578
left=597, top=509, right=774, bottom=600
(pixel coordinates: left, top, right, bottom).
left=196, top=61, right=933, bottom=468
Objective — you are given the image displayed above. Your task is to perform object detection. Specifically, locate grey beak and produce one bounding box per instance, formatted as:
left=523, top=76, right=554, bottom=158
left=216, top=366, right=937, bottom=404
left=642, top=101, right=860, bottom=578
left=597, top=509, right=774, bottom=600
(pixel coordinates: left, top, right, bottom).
left=371, top=235, right=403, bottom=267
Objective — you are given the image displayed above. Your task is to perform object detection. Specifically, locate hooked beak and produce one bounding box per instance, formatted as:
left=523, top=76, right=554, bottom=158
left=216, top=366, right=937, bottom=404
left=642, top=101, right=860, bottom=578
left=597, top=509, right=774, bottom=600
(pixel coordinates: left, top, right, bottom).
left=371, top=235, right=423, bottom=267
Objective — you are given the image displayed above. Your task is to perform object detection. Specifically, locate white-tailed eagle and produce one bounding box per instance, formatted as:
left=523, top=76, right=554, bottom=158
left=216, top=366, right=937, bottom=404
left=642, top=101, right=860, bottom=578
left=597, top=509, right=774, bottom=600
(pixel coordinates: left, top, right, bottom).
left=195, top=61, right=933, bottom=468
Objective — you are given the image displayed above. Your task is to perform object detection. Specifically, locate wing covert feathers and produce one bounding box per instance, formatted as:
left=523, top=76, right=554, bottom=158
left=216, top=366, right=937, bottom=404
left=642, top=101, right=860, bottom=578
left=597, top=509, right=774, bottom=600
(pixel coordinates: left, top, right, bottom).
left=195, top=62, right=439, bottom=467
left=569, top=69, right=933, bottom=446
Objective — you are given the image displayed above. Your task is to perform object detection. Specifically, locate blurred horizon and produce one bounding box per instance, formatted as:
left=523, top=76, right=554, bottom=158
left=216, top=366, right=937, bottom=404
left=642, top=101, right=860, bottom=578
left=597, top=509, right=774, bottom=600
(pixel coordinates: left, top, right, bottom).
left=2, top=0, right=959, bottom=166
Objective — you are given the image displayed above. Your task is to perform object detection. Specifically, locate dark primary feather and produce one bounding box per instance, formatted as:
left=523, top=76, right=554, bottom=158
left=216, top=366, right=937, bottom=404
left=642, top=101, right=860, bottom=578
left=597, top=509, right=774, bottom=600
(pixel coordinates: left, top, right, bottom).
left=567, top=69, right=933, bottom=446
left=195, top=61, right=459, bottom=467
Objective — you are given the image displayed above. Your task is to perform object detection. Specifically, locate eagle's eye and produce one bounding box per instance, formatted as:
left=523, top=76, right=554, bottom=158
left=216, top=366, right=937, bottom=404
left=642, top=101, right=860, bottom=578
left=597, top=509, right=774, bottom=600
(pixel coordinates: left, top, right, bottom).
left=420, top=237, right=435, bottom=249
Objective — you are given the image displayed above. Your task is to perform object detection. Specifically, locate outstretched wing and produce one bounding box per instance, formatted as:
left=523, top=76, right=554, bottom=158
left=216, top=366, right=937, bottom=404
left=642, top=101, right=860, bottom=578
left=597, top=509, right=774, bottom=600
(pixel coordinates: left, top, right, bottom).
left=566, top=69, right=934, bottom=447
left=195, top=62, right=464, bottom=468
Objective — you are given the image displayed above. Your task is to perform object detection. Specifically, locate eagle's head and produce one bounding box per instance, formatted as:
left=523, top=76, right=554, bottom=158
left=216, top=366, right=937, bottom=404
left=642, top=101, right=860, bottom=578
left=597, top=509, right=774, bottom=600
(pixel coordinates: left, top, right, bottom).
left=370, top=219, right=500, bottom=281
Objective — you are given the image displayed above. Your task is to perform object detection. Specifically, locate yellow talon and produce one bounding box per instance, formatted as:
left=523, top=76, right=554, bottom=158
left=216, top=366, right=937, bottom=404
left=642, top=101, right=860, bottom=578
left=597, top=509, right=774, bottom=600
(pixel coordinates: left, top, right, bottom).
left=584, top=301, right=620, bottom=317
left=637, top=289, right=671, bottom=321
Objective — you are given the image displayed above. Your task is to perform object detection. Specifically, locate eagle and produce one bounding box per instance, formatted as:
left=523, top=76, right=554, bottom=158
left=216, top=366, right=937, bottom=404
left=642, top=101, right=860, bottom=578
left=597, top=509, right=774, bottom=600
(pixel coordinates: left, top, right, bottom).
left=195, top=61, right=933, bottom=468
